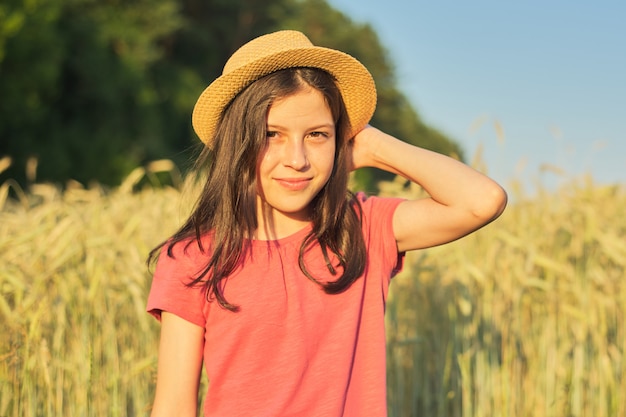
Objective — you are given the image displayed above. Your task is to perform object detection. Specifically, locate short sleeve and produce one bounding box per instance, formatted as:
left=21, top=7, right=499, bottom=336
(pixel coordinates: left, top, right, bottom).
left=146, top=240, right=209, bottom=328
left=356, top=192, right=406, bottom=278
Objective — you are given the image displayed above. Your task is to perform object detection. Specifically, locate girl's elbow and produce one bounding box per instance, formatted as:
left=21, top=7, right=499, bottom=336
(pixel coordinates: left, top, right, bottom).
left=473, top=183, right=508, bottom=222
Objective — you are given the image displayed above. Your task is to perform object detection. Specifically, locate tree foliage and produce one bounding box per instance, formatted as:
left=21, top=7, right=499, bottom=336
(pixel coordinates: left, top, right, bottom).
left=0, top=0, right=463, bottom=191
left=1, top=0, right=183, bottom=185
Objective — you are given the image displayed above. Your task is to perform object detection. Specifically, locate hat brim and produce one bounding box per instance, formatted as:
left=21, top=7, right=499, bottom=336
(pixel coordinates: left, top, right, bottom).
left=192, top=46, right=376, bottom=146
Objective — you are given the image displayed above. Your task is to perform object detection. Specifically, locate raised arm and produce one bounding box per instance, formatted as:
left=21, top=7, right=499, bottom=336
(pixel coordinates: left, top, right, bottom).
left=151, top=312, right=205, bottom=417
left=350, top=125, right=507, bottom=252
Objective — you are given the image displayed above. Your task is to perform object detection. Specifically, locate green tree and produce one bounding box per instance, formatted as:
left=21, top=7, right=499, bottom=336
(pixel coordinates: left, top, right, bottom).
left=0, top=0, right=182, bottom=186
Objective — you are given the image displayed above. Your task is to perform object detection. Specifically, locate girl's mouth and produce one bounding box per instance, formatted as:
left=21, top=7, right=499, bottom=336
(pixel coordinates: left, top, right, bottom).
left=275, top=178, right=312, bottom=191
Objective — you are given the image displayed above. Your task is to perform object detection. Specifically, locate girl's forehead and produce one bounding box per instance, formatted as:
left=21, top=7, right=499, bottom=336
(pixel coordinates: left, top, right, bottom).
left=268, top=89, right=332, bottom=120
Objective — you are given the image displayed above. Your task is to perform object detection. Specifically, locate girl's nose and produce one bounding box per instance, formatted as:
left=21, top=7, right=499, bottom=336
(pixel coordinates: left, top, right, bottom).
left=283, top=138, right=308, bottom=170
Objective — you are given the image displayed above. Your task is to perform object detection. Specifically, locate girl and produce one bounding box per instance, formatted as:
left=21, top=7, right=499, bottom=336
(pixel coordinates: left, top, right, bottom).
left=147, top=30, right=507, bottom=416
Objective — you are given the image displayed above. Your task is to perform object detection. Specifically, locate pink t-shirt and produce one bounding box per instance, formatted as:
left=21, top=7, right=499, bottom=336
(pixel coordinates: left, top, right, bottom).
left=147, top=193, right=404, bottom=416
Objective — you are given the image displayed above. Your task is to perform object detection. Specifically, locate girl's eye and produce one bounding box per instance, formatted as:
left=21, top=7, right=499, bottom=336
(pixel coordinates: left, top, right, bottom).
left=266, top=131, right=278, bottom=138
left=308, top=131, right=329, bottom=139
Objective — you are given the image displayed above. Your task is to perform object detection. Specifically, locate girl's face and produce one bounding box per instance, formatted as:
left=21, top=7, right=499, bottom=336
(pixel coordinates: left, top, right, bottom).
left=256, top=87, right=336, bottom=233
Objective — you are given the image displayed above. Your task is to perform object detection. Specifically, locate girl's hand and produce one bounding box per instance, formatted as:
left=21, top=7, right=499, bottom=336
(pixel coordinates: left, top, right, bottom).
left=348, top=124, right=383, bottom=171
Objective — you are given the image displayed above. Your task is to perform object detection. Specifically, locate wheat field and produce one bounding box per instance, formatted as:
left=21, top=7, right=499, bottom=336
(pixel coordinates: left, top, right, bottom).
left=1, top=162, right=624, bottom=416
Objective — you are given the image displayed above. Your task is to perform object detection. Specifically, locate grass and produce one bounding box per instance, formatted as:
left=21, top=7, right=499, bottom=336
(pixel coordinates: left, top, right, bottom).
left=0, top=164, right=624, bottom=416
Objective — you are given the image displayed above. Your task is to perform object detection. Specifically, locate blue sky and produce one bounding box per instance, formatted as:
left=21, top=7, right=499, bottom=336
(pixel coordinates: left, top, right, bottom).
left=328, top=0, right=626, bottom=191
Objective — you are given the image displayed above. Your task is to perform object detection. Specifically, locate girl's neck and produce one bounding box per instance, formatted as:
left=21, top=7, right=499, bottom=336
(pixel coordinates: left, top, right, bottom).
left=255, top=204, right=312, bottom=241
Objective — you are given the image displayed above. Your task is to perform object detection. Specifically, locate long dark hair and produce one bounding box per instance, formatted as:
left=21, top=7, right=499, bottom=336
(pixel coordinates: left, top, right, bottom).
left=148, top=68, right=366, bottom=311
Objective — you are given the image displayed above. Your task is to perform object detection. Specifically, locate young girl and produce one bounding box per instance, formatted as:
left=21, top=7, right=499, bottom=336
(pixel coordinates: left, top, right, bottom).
left=146, top=30, right=507, bottom=416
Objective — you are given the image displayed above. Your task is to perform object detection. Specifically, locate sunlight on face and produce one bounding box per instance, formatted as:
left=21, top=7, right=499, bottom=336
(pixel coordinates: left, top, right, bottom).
left=255, top=87, right=336, bottom=238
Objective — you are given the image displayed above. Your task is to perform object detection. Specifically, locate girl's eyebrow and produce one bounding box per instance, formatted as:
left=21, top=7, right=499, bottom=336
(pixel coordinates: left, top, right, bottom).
left=266, top=123, right=335, bottom=130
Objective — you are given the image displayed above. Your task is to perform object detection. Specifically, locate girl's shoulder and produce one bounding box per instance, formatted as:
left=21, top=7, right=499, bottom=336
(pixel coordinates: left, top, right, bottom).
left=158, top=232, right=215, bottom=268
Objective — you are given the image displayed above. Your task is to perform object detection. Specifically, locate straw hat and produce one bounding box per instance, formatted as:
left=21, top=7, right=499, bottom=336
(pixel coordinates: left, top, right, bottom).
left=192, top=30, right=377, bottom=146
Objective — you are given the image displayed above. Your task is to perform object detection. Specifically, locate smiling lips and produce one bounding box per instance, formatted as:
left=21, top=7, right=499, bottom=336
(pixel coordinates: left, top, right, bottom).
left=275, top=178, right=312, bottom=191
